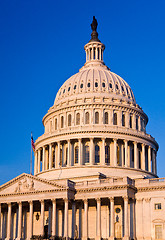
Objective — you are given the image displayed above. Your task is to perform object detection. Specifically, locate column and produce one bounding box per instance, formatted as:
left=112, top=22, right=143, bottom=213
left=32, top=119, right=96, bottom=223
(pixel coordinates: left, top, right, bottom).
left=123, top=197, right=129, bottom=240
left=148, top=146, right=151, bottom=172
left=52, top=199, right=56, bottom=237
left=113, top=139, right=117, bottom=167
left=153, top=150, right=157, bottom=175
left=124, top=140, right=128, bottom=167
left=57, top=141, right=61, bottom=167
left=101, top=138, right=105, bottom=165
left=83, top=199, right=88, bottom=240
left=78, top=138, right=82, bottom=165
left=6, top=203, right=11, bottom=240
left=132, top=199, right=136, bottom=240
left=109, top=197, right=114, bottom=240
left=136, top=199, right=143, bottom=239
left=96, top=198, right=101, bottom=240
left=90, top=138, right=94, bottom=165
left=34, top=151, right=38, bottom=175
left=40, top=200, right=44, bottom=236
left=29, top=201, right=33, bottom=240
left=67, top=140, right=71, bottom=167
left=134, top=142, right=138, bottom=169
left=99, top=48, right=102, bottom=61
left=17, top=202, right=22, bottom=240
left=64, top=199, right=69, bottom=239
left=121, top=143, right=124, bottom=167
left=45, top=146, right=49, bottom=170
left=143, top=198, right=151, bottom=239
left=0, top=203, right=1, bottom=240
left=72, top=201, right=76, bottom=239
left=49, top=144, right=52, bottom=169
left=142, top=144, right=146, bottom=171
left=42, top=146, right=46, bottom=171
left=38, top=149, right=41, bottom=173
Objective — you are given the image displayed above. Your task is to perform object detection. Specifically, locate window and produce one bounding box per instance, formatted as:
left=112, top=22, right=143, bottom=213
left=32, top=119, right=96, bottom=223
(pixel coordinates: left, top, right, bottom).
left=87, top=82, right=90, bottom=87
left=61, top=116, right=64, bottom=128
left=95, top=112, right=99, bottom=124
left=85, top=145, right=90, bottom=163
left=95, top=144, right=100, bottom=163
left=155, top=225, right=162, bottom=239
left=116, top=84, right=119, bottom=90
left=68, top=87, right=70, bottom=92
left=80, top=83, right=83, bottom=88
left=122, top=114, right=125, bottom=126
left=136, top=117, right=138, bottom=130
left=105, top=145, right=110, bottom=164
left=121, top=86, right=124, bottom=91
left=102, top=82, right=105, bottom=87
left=63, top=89, right=65, bottom=93
left=109, top=83, right=112, bottom=88
left=113, top=113, right=117, bottom=125
left=155, top=203, right=161, bottom=210
left=95, top=82, right=98, bottom=87
left=74, top=146, right=79, bottom=164
left=74, top=85, right=77, bottom=90
left=55, top=118, right=57, bottom=130
left=68, top=114, right=72, bottom=126
left=105, top=112, right=108, bottom=124
left=85, top=112, right=89, bottom=124
left=76, top=113, right=80, bottom=125
left=130, top=115, right=132, bottom=128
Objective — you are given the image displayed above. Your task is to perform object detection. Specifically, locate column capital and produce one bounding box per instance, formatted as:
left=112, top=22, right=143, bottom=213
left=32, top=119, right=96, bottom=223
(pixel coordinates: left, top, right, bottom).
left=40, top=199, right=45, bottom=204
left=18, top=201, right=22, bottom=205
left=133, top=141, right=138, bottom=145
left=124, top=139, right=128, bottom=144
left=7, top=202, right=12, bottom=206
left=123, top=196, right=129, bottom=201
left=136, top=198, right=143, bottom=202
left=102, top=137, right=106, bottom=140
left=83, top=198, right=88, bottom=204
left=67, top=139, right=70, bottom=143
left=109, top=197, right=114, bottom=202
left=90, top=137, right=94, bottom=141
left=28, top=200, right=33, bottom=204
left=142, top=143, right=146, bottom=147
left=78, top=138, right=82, bottom=141
left=51, top=198, right=57, bottom=203
left=148, top=145, right=151, bottom=149
left=144, top=198, right=151, bottom=202
left=63, top=198, right=69, bottom=203
left=113, top=138, right=117, bottom=142
left=96, top=198, right=101, bottom=203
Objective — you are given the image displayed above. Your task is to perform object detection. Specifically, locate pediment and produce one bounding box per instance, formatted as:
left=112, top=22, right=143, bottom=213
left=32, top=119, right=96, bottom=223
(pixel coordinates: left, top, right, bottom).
left=0, top=173, right=66, bottom=195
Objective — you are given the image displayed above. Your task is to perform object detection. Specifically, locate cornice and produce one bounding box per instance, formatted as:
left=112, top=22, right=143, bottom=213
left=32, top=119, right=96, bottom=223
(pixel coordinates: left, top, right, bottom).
left=137, top=185, right=165, bottom=192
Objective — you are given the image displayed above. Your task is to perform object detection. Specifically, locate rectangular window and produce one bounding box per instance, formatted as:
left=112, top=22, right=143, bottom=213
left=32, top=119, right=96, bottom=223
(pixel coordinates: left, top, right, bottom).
left=155, top=225, right=162, bottom=239
left=155, top=203, right=161, bottom=210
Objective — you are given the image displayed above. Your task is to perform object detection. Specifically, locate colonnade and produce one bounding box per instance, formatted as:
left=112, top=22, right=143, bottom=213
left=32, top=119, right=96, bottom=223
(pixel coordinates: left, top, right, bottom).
left=35, top=138, right=157, bottom=175
left=0, top=196, right=132, bottom=240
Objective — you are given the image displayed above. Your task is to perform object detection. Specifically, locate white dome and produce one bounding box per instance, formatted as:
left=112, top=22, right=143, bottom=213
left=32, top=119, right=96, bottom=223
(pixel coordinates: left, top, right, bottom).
left=54, top=66, right=136, bottom=105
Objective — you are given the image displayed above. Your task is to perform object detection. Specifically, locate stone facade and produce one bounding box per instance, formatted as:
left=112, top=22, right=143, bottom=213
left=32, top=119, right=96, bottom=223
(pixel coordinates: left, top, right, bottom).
left=0, top=19, right=164, bottom=240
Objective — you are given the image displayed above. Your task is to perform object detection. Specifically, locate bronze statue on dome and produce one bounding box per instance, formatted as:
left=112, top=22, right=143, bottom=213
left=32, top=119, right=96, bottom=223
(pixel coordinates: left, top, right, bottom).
left=91, top=16, right=98, bottom=32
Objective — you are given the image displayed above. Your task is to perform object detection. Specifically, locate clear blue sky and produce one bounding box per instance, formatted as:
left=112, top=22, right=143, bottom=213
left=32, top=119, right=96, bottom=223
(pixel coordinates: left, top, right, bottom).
left=0, top=0, right=165, bottom=185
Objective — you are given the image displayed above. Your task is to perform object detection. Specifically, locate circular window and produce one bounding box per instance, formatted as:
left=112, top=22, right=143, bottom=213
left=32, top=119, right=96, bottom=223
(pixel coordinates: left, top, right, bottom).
left=115, top=208, right=121, bottom=213
left=102, top=82, right=105, bottom=87
left=95, top=82, right=98, bottom=87
left=109, top=83, right=112, bottom=88
left=87, top=82, right=90, bottom=87
left=68, top=87, right=70, bottom=92
left=74, top=85, right=77, bottom=90
left=80, top=83, right=83, bottom=88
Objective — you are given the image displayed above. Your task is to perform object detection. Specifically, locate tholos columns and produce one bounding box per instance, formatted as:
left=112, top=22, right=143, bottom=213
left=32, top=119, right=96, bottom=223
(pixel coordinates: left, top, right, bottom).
left=49, top=144, right=52, bottom=169
left=148, top=146, right=151, bottom=172
left=141, top=144, right=146, bottom=171
left=7, top=203, right=11, bottom=240
left=83, top=199, right=88, bottom=240
left=57, top=141, right=61, bottom=167
left=64, top=199, right=69, bottom=239
left=52, top=199, right=56, bottom=237
left=96, top=198, right=101, bottom=240
left=124, top=140, right=128, bottom=167
left=113, top=139, right=117, bottom=166
left=67, top=140, right=71, bottom=167
left=90, top=138, right=94, bottom=165
left=42, top=146, right=46, bottom=171
left=101, top=138, right=105, bottom=165
left=40, top=200, right=45, bottom=236
left=34, top=151, right=38, bottom=175
left=17, top=202, right=22, bottom=240
left=134, top=142, right=138, bottom=169
left=38, top=149, right=41, bottom=173
left=29, top=201, right=33, bottom=240
left=123, top=197, right=129, bottom=240
left=109, top=197, right=114, bottom=240
left=78, top=138, right=82, bottom=165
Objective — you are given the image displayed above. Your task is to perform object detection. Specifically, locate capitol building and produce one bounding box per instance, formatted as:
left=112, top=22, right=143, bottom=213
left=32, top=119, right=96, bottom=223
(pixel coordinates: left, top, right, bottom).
left=0, top=17, right=165, bottom=240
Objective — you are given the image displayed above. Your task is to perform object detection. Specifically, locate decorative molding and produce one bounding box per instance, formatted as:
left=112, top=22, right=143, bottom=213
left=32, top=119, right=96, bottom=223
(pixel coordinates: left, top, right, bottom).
left=14, top=178, right=35, bottom=193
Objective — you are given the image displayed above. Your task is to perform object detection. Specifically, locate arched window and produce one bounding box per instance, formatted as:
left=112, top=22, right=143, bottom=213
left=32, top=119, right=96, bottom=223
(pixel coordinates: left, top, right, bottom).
left=68, top=114, right=72, bottom=126
left=122, top=114, right=125, bottom=126
left=105, top=112, right=108, bottom=124
left=55, top=118, right=57, bottom=130
left=136, top=117, right=138, bottom=130
left=76, top=113, right=80, bottom=125
left=52, top=149, right=55, bottom=168
left=130, top=115, right=132, bottom=128
left=95, top=112, right=99, bottom=124
left=105, top=145, right=110, bottom=164
left=61, top=116, right=64, bottom=128
left=85, top=112, right=89, bottom=124
left=85, top=145, right=90, bottom=163
left=95, top=144, right=100, bottom=163
left=113, top=113, right=117, bottom=125
left=74, top=146, right=79, bottom=164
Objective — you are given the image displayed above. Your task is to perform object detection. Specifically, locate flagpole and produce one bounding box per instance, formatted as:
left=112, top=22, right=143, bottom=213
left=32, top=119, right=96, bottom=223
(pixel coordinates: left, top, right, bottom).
left=30, top=132, right=33, bottom=175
